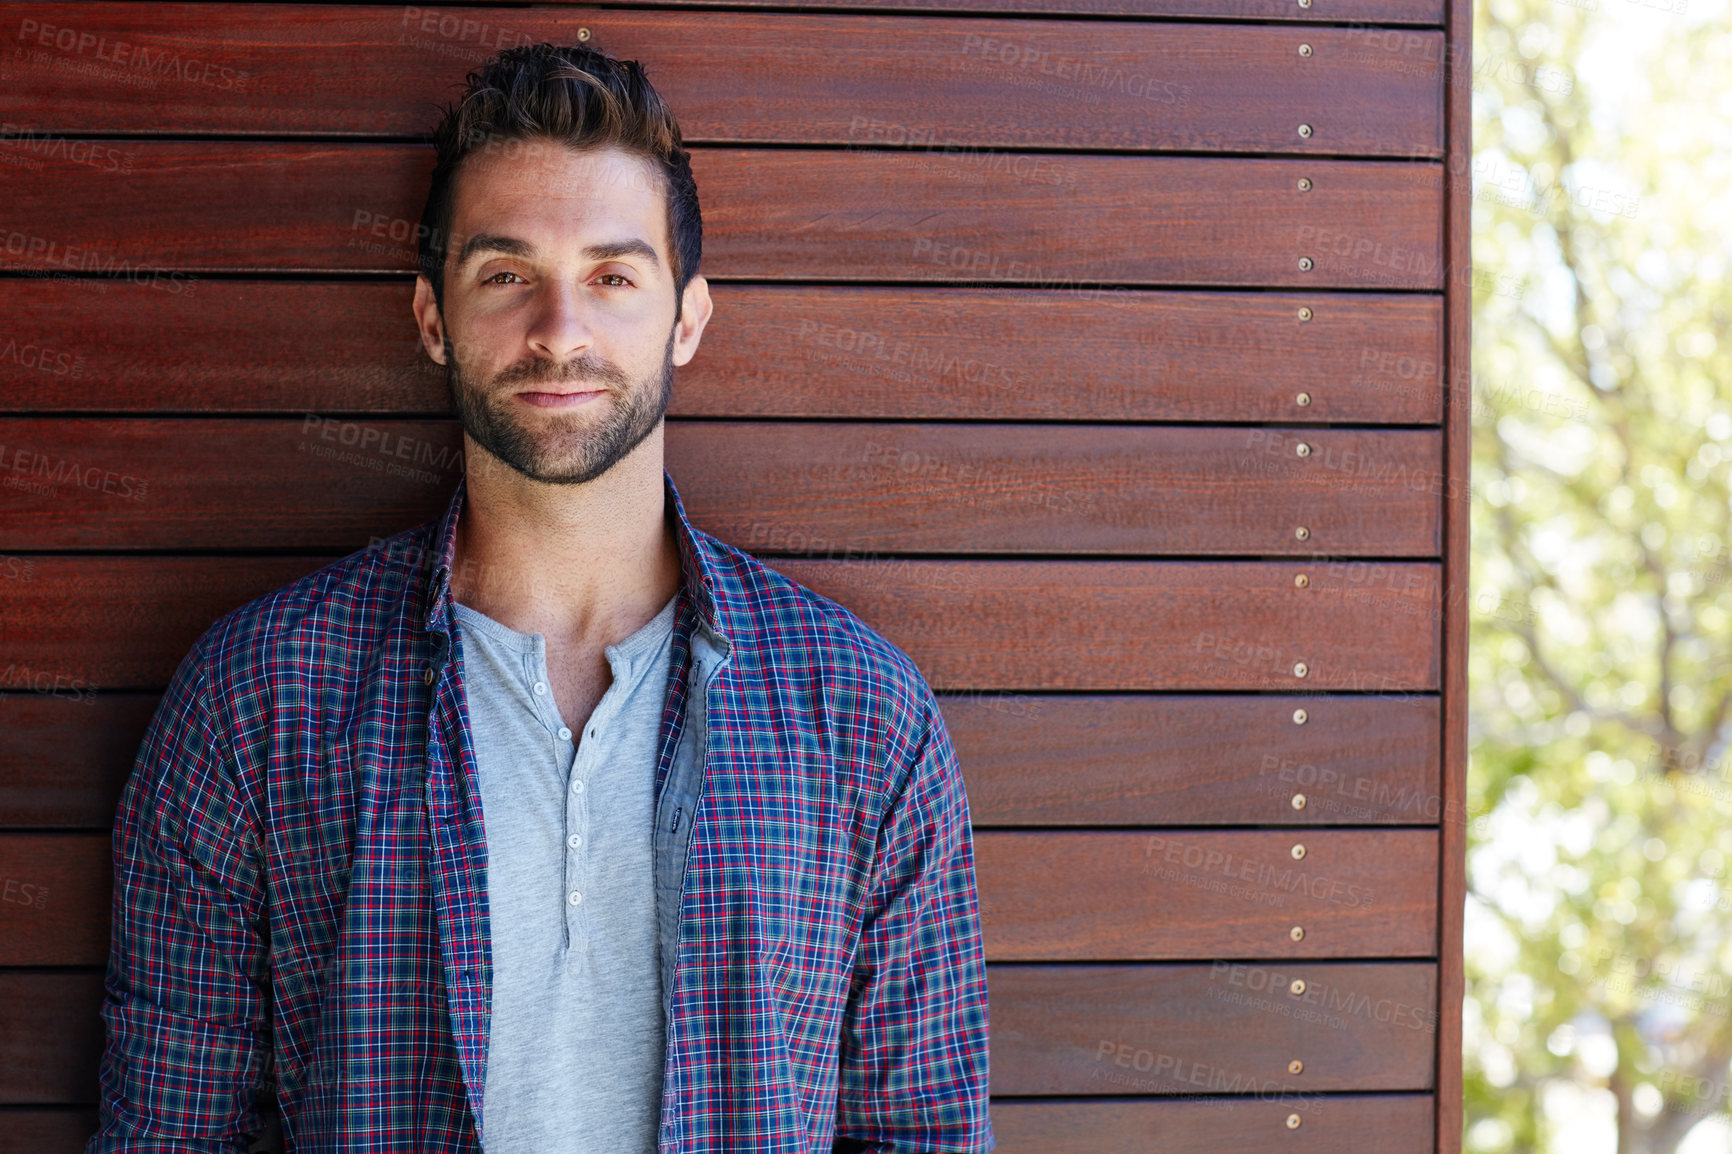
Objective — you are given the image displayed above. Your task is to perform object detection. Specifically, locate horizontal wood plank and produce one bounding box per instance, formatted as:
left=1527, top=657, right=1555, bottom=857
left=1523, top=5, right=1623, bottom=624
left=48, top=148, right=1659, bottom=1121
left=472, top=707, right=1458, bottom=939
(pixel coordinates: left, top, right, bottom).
left=0, top=972, right=102, bottom=1105
left=602, top=0, right=1444, bottom=21
left=0, top=1109, right=100, bottom=1153
left=945, top=694, right=1441, bottom=825
left=991, top=962, right=1436, bottom=1093
left=0, top=145, right=1445, bottom=289
left=0, top=835, right=109, bottom=965
left=0, top=282, right=1447, bottom=425
left=771, top=558, right=1441, bottom=690
left=0, top=692, right=1438, bottom=830
left=977, top=830, right=1436, bottom=959
left=0, top=695, right=152, bottom=828
left=1, top=829, right=1431, bottom=963
left=987, top=1095, right=1434, bottom=1152
left=0, top=1097, right=1437, bottom=1152
left=0, top=964, right=1433, bottom=1103
left=0, top=558, right=1440, bottom=690
left=0, top=419, right=1442, bottom=556
left=2, top=6, right=1442, bottom=156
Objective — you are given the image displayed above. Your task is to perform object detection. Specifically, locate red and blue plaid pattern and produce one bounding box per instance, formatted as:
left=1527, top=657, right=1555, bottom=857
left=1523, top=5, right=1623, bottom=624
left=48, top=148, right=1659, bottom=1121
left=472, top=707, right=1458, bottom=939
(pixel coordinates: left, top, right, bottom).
left=87, top=469, right=993, bottom=1153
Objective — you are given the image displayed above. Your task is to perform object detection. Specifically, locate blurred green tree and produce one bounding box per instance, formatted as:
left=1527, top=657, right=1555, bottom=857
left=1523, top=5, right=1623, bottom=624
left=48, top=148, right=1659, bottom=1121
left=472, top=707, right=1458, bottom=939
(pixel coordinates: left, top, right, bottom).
left=1466, top=0, right=1732, bottom=1150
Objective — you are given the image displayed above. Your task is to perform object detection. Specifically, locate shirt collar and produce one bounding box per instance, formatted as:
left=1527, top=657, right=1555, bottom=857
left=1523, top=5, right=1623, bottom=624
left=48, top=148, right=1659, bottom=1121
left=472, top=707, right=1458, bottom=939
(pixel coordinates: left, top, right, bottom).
left=419, top=467, right=731, bottom=649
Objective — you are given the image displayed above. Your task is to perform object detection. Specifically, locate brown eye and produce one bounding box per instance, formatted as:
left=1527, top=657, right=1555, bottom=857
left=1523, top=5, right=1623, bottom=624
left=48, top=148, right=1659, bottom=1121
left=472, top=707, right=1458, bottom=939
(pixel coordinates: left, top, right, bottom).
left=484, top=271, right=523, bottom=284
left=596, top=273, right=631, bottom=287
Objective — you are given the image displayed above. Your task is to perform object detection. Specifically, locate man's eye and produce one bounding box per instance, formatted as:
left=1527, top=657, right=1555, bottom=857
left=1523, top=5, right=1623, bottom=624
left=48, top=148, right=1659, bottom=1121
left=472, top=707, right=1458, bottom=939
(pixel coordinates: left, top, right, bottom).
left=484, top=271, right=524, bottom=284
left=596, top=274, right=632, bottom=287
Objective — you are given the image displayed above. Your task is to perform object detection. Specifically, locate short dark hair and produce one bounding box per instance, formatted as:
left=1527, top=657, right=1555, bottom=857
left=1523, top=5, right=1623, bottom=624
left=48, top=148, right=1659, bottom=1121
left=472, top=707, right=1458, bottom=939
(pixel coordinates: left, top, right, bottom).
left=417, top=42, right=701, bottom=317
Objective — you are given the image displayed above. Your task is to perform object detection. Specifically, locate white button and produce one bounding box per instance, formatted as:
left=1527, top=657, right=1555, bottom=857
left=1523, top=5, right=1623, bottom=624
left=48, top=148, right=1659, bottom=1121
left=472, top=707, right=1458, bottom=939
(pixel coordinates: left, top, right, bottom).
left=567, top=890, right=582, bottom=906
left=571, top=779, right=585, bottom=794
left=558, top=727, right=572, bottom=741
left=567, top=834, right=582, bottom=849
left=533, top=681, right=547, bottom=695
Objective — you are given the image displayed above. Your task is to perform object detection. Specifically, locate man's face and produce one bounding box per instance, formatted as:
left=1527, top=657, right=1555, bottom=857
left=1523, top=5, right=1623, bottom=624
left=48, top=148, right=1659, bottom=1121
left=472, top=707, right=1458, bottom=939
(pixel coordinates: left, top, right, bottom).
left=411, top=139, right=711, bottom=485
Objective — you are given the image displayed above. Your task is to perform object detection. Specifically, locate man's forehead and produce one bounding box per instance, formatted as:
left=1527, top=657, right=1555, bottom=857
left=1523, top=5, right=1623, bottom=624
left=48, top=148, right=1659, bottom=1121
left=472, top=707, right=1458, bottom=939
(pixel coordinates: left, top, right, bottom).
left=455, top=139, right=664, bottom=206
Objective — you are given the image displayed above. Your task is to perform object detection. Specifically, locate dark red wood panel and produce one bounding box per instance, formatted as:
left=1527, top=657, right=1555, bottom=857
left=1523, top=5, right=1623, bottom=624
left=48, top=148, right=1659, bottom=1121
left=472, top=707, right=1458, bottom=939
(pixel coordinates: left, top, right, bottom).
left=1, top=964, right=1432, bottom=1104
left=771, top=558, right=1441, bottom=691
left=0, top=556, right=333, bottom=691
left=0, top=418, right=1442, bottom=555
left=0, top=281, right=1447, bottom=425
left=977, top=830, right=1437, bottom=959
left=0, top=144, right=1445, bottom=289
left=0, top=829, right=1430, bottom=964
left=945, top=694, right=1441, bottom=826
left=0, top=692, right=1439, bottom=831
left=0, top=972, right=103, bottom=1105
left=1, top=6, right=1442, bottom=156
left=988, top=1095, right=1435, bottom=1153
left=0, top=1109, right=100, bottom=1154
left=605, top=0, right=1444, bottom=21
left=990, top=962, right=1437, bottom=1094
left=0, top=835, right=109, bottom=966
left=0, top=557, right=1440, bottom=691
left=0, top=695, right=155, bottom=829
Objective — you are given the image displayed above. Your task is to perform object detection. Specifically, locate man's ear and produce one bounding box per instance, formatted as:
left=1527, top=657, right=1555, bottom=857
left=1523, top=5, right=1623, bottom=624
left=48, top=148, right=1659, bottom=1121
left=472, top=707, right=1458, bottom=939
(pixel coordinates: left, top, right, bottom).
left=671, top=275, right=713, bottom=369
left=411, top=275, right=448, bottom=366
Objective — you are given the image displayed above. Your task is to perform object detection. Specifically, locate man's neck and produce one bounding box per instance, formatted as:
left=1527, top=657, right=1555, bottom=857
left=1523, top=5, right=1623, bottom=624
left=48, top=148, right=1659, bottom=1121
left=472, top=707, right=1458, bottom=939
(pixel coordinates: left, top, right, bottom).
left=447, top=439, right=682, bottom=649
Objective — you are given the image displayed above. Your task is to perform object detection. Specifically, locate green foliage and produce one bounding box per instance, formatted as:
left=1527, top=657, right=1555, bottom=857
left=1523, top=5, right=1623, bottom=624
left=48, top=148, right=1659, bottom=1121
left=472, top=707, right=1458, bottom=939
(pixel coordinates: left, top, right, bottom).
left=1467, top=0, right=1732, bottom=1150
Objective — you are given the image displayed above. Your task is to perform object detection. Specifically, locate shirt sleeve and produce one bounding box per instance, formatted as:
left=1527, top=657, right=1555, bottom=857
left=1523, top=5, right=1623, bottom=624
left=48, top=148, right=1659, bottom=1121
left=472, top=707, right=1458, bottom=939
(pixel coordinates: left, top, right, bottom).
left=832, top=692, right=995, bottom=1154
left=86, top=635, right=272, bottom=1153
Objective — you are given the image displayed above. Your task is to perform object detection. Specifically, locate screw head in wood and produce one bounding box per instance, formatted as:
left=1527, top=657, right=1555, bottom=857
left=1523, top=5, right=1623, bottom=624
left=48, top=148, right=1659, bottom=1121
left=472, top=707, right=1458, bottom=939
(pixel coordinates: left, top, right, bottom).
left=1298, top=123, right=1313, bottom=138
left=1294, top=574, right=1309, bottom=588
left=1293, top=707, right=1308, bottom=724
left=1294, top=661, right=1309, bottom=678
left=1298, top=305, right=1313, bottom=319
left=1297, top=177, right=1313, bottom=192
left=1290, top=925, right=1305, bottom=941
left=1289, top=1059, right=1305, bottom=1075
left=1291, top=792, right=1307, bottom=810
left=1291, top=844, right=1306, bottom=860
left=1287, top=1113, right=1303, bottom=1129
left=1296, top=391, right=1312, bottom=406
left=1290, top=978, right=1307, bottom=995
left=1299, top=43, right=1313, bottom=56
left=1298, top=256, right=1314, bottom=271
left=1296, top=442, right=1311, bottom=457
left=578, top=26, right=592, bottom=40
left=1294, top=526, right=1310, bottom=540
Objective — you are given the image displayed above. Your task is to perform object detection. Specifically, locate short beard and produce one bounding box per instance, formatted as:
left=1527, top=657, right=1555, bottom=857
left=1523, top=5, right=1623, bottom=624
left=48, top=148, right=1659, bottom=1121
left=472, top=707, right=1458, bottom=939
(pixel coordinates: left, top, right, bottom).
left=444, top=322, right=676, bottom=486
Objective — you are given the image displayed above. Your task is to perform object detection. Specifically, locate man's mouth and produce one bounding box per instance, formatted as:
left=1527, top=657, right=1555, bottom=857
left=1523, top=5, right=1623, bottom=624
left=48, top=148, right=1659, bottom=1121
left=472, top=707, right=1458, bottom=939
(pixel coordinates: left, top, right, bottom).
left=516, top=387, right=608, bottom=409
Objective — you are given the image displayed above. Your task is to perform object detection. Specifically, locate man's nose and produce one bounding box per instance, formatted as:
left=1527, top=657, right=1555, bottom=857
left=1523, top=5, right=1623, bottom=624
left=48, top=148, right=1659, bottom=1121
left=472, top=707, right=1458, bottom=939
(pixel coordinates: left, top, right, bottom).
left=526, top=278, right=597, bottom=362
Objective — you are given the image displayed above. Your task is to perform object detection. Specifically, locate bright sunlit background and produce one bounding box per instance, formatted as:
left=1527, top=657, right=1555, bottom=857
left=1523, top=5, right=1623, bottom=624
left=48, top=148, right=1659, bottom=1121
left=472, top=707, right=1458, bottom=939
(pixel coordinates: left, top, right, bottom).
left=1465, top=0, right=1732, bottom=1149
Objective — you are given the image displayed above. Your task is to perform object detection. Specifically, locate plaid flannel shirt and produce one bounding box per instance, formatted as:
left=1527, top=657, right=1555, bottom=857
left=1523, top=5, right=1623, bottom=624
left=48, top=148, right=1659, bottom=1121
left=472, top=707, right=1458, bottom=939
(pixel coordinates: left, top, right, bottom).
left=87, top=468, right=994, bottom=1153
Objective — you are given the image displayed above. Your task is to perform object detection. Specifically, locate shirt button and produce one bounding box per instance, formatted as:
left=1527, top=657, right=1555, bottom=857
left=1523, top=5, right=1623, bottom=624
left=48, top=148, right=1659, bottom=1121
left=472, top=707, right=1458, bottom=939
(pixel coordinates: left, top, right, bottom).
left=567, top=833, right=582, bottom=849
left=558, top=726, right=572, bottom=741
left=533, top=681, right=547, bottom=695
left=571, top=779, right=585, bottom=794
left=567, top=890, right=583, bottom=906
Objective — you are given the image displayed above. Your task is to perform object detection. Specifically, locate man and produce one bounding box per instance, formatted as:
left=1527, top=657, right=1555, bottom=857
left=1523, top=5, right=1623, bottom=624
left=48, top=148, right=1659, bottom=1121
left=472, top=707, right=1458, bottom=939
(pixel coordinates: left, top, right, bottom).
left=86, top=41, right=993, bottom=1154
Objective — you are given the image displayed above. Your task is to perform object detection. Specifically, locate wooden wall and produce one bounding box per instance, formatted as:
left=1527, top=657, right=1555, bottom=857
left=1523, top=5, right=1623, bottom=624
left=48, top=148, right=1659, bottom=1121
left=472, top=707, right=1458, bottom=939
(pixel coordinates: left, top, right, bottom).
left=0, top=2, right=1470, bottom=1151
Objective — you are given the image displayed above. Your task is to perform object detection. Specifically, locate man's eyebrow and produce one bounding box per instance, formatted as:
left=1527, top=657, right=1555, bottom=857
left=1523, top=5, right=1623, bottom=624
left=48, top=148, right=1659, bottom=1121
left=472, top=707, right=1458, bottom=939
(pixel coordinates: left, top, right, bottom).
left=584, top=239, right=661, bottom=268
left=452, top=234, right=661, bottom=269
left=453, top=232, right=534, bottom=269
